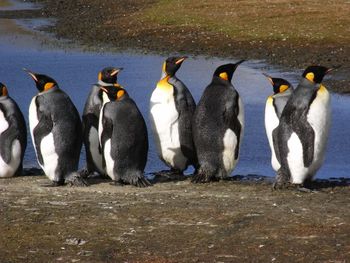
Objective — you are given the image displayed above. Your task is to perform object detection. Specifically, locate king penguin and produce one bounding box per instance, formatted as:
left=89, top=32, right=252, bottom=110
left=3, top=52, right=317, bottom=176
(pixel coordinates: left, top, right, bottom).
left=99, top=85, right=150, bottom=187
left=263, top=75, right=293, bottom=172
left=82, top=67, right=122, bottom=177
left=192, top=61, right=245, bottom=183
left=25, top=69, right=84, bottom=186
left=149, top=56, right=197, bottom=176
left=0, top=83, right=27, bottom=178
left=273, top=65, right=335, bottom=188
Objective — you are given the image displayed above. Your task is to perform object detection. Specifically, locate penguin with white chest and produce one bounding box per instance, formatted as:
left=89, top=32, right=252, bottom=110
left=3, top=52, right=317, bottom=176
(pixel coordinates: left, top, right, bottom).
left=273, top=66, right=334, bottom=188
left=150, top=56, right=197, bottom=175
left=82, top=67, right=122, bottom=177
left=0, top=83, right=27, bottom=178
left=192, top=61, right=245, bottom=183
left=264, top=75, right=294, bottom=172
left=99, top=85, right=150, bottom=187
left=26, top=70, right=84, bottom=186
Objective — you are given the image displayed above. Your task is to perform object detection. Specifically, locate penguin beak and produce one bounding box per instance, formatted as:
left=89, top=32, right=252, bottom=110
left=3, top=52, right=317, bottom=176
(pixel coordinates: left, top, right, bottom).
left=100, top=87, right=108, bottom=93
left=326, top=65, right=341, bottom=74
left=110, top=68, right=123, bottom=76
left=175, top=56, right=188, bottom=65
left=235, top=59, right=245, bottom=66
left=23, top=68, right=38, bottom=82
left=262, top=73, right=274, bottom=85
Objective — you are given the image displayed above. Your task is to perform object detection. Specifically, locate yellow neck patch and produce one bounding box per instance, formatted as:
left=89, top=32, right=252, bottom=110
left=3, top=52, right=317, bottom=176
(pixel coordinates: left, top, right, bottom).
left=318, top=84, right=328, bottom=94
left=44, top=82, right=55, bottom=91
left=162, top=62, right=166, bottom=74
left=279, top=85, right=289, bottom=93
left=156, top=76, right=172, bottom=91
left=305, top=72, right=315, bottom=82
left=117, top=90, right=125, bottom=100
left=219, top=72, right=228, bottom=81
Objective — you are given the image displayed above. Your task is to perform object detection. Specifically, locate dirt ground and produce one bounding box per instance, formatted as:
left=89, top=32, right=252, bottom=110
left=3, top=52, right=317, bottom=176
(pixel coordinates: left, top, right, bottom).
left=1, top=174, right=349, bottom=262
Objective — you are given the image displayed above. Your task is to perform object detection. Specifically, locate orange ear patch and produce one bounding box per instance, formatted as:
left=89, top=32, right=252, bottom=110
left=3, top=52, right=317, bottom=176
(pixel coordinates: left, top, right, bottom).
left=219, top=72, right=228, bottom=80
left=98, top=72, right=102, bottom=81
left=279, top=85, right=289, bottom=93
left=2, top=86, right=8, bottom=96
left=44, top=82, right=55, bottom=91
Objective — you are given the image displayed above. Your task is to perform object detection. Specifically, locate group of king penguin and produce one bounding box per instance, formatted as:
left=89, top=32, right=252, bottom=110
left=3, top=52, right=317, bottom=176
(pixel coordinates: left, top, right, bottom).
left=0, top=57, right=335, bottom=190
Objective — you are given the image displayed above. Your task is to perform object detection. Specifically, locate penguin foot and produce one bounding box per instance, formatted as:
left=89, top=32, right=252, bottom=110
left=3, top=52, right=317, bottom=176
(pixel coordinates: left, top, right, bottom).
left=66, top=173, right=89, bottom=187
left=191, top=173, right=214, bottom=184
left=273, top=169, right=290, bottom=190
left=133, top=177, right=152, bottom=188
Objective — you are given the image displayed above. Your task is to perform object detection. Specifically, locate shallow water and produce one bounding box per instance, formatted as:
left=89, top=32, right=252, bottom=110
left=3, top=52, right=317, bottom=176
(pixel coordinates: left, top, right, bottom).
left=0, top=5, right=349, bottom=179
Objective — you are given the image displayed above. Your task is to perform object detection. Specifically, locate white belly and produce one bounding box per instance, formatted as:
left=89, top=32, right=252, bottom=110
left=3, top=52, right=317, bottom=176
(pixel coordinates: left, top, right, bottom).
left=29, top=96, right=59, bottom=181
left=306, top=87, right=331, bottom=178
left=150, top=88, right=187, bottom=170
left=222, top=129, right=238, bottom=174
left=264, top=98, right=280, bottom=171
left=0, top=110, right=9, bottom=133
left=0, top=140, right=21, bottom=178
left=103, top=139, right=116, bottom=180
left=29, top=96, right=40, bottom=166
left=222, top=96, right=244, bottom=175
left=88, top=126, right=104, bottom=173
left=40, top=133, right=59, bottom=181
left=286, top=132, right=309, bottom=184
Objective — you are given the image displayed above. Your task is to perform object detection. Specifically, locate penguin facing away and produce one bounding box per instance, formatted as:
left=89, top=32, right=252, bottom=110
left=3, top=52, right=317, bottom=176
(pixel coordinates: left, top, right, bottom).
left=82, top=67, right=122, bottom=177
left=0, top=83, right=27, bottom=178
left=150, top=56, right=197, bottom=176
left=263, top=75, right=294, bottom=172
left=99, top=85, right=150, bottom=187
left=273, top=65, right=335, bottom=188
left=192, top=61, right=245, bottom=183
left=25, top=69, right=85, bottom=186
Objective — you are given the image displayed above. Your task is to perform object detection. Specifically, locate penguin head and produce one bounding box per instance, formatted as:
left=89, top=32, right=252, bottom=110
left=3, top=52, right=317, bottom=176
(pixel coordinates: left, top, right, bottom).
left=213, top=60, right=245, bottom=82
left=162, top=56, right=187, bottom=77
left=24, top=69, right=57, bottom=93
left=100, top=84, right=127, bottom=101
left=0, top=83, right=8, bottom=97
left=98, top=67, right=123, bottom=84
left=302, top=66, right=335, bottom=84
left=263, top=74, right=292, bottom=94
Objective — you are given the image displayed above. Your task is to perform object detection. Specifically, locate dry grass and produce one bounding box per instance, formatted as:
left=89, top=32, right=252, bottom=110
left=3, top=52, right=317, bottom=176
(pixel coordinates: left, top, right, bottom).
left=142, top=0, right=350, bottom=44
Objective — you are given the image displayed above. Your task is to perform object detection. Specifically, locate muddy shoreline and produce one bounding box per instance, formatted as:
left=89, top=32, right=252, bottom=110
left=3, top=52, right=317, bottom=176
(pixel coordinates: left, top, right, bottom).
left=0, top=0, right=349, bottom=93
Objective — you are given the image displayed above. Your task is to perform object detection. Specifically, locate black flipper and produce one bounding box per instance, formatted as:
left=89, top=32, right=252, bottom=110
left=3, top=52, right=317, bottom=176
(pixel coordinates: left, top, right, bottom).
left=223, top=92, right=242, bottom=159
left=0, top=115, right=19, bottom=164
left=33, top=99, right=53, bottom=166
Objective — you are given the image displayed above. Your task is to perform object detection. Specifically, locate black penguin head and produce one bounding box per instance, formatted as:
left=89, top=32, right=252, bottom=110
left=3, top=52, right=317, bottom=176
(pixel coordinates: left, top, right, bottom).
left=24, top=69, right=57, bottom=92
left=98, top=67, right=123, bottom=84
left=263, top=74, right=292, bottom=94
left=0, top=83, right=8, bottom=97
left=213, top=60, right=245, bottom=82
left=100, top=84, right=127, bottom=101
left=302, top=65, right=335, bottom=84
left=162, top=56, right=187, bottom=77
